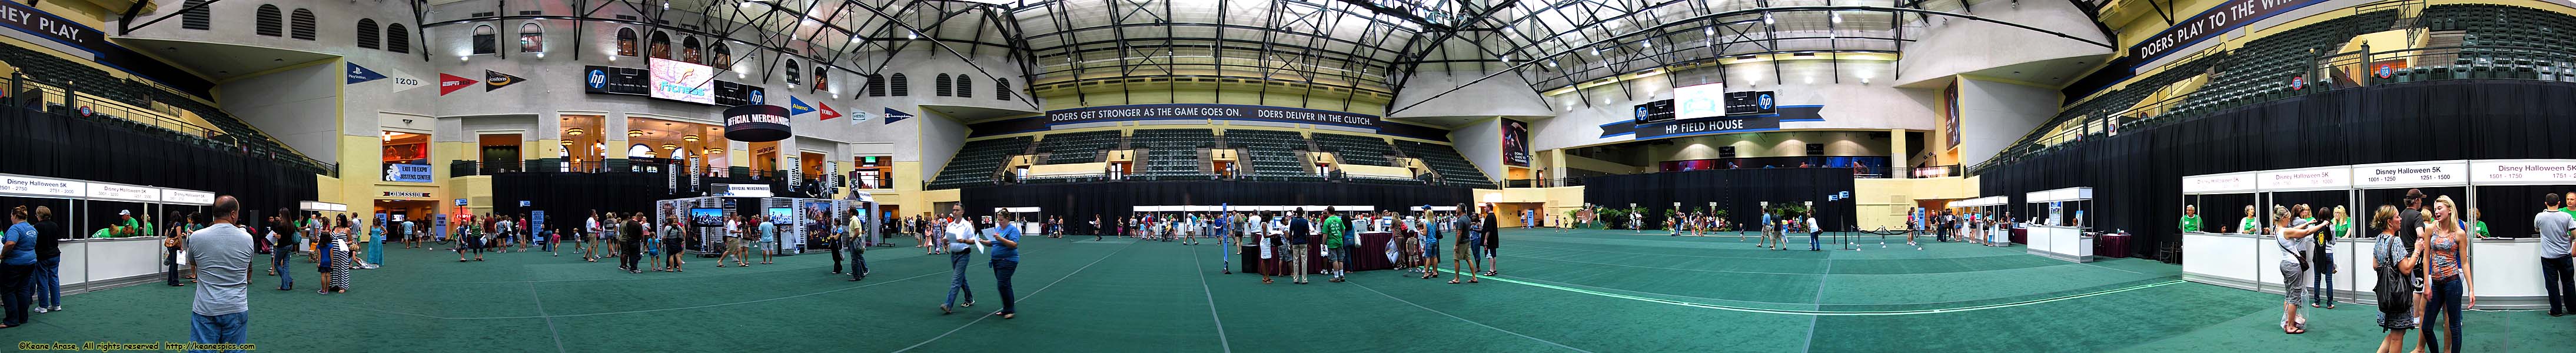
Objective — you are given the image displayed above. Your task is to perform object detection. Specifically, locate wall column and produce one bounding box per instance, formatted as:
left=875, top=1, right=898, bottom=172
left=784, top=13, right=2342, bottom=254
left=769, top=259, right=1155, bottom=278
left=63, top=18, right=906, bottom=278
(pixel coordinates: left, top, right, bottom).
left=1889, top=129, right=1909, bottom=172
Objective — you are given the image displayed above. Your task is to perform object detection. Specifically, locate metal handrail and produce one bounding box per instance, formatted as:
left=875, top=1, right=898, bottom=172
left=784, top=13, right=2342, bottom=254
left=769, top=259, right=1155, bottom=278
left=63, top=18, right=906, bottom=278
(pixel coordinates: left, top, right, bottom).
left=6, top=74, right=338, bottom=176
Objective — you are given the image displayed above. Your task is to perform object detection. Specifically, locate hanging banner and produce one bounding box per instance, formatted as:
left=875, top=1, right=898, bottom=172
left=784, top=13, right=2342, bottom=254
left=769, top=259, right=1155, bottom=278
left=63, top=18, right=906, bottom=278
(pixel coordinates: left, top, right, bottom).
left=667, top=161, right=680, bottom=194
left=789, top=96, right=815, bottom=116
left=347, top=62, right=388, bottom=85
left=723, top=104, right=792, bottom=142
left=2129, top=0, right=2332, bottom=62
left=689, top=156, right=702, bottom=192
left=484, top=70, right=526, bottom=91
left=583, top=65, right=649, bottom=96
left=851, top=109, right=870, bottom=125
left=786, top=155, right=803, bottom=190
left=829, top=161, right=843, bottom=190
left=817, top=103, right=842, bottom=121
left=438, top=74, right=476, bottom=95
left=1044, top=104, right=1377, bottom=129
left=1503, top=119, right=1530, bottom=166
left=883, top=108, right=913, bottom=124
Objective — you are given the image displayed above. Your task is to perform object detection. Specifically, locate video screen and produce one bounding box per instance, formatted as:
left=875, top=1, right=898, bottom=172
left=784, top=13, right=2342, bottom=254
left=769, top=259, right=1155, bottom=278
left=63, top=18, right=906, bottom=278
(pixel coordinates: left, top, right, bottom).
left=766, top=207, right=795, bottom=226
left=690, top=208, right=724, bottom=227
left=649, top=58, right=715, bottom=104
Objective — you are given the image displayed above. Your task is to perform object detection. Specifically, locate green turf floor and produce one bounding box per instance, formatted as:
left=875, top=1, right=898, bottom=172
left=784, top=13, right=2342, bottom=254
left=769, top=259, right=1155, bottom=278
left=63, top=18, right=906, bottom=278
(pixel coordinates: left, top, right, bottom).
left=3, top=229, right=2568, bottom=352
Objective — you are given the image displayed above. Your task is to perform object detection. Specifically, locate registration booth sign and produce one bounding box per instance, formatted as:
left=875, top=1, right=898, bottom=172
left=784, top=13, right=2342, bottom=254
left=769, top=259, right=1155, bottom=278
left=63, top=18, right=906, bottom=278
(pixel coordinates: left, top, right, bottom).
left=0, top=174, right=86, bottom=198
left=2258, top=166, right=2350, bottom=191
left=88, top=183, right=162, bottom=202
left=2470, top=159, right=2576, bottom=185
left=2182, top=172, right=2256, bottom=194
left=2352, top=160, right=2468, bottom=188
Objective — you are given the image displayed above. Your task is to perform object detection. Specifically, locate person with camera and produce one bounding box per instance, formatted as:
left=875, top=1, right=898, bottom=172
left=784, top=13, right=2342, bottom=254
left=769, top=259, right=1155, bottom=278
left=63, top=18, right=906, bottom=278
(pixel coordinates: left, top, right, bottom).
left=2271, top=205, right=2330, bottom=334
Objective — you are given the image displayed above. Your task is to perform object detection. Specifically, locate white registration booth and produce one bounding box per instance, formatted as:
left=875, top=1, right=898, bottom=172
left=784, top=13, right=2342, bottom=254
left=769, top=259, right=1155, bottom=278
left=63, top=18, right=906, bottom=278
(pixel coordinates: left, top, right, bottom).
left=1946, top=196, right=2009, bottom=244
left=0, top=171, right=222, bottom=295
left=2022, top=187, right=2093, bottom=262
left=2180, top=172, right=2262, bottom=290
left=2181, top=159, right=2568, bottom=308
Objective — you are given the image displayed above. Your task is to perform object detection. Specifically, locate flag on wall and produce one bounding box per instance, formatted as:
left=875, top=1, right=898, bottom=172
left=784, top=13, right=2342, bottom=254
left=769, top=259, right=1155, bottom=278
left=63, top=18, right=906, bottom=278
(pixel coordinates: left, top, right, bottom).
left=347, top=62, right=387, bottom=85
left=883, top=108, right=913, bottom=124
left=789, top=96, right=815, bottom=116
left=484, top=70, right=526, bottom=91
left=818, top=103, right=841, bottom=120
left=438, top=74, right=475, bottom=95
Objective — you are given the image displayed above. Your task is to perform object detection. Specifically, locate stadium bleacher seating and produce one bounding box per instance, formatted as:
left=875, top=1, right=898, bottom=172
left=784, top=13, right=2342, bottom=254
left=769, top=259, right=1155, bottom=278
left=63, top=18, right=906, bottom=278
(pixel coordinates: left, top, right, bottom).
left=0, top=44, right=332, bottom=175
left=1222, top=129, right=1325, bottom=182
left=1036, top=131, right=1123, bottom=164
left=1311, top=133, right=1401, bottom=166
left=926, top=136, right=1032, bottom=189
left=1397, top=141, right=1496, bottom=188
left=1129, top=129, right=1218, bottom=181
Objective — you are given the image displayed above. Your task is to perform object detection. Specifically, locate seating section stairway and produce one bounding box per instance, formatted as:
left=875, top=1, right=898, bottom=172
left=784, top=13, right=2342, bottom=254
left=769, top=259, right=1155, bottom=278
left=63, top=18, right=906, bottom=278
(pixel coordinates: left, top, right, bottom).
left=1397, top=141, right=1495, bottom=188
left=1223, top=129, right=1325, bottom=182
left=1036, top=131, right=1124, bottom=165
left=1129, top=129, right=1218, bottom=181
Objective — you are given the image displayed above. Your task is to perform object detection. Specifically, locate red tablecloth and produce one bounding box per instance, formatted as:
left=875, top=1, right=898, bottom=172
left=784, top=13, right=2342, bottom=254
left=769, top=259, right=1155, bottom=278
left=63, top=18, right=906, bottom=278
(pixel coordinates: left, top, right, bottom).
left=2010, top=227, right=2028, bottom=245
left=2098, top=233, right=2131, bottom=258
left=1238, top=232, right=1397, bottom=274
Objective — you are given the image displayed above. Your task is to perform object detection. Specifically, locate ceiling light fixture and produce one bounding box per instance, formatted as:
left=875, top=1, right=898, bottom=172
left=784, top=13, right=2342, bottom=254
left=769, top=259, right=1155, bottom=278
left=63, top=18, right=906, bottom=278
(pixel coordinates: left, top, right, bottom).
left=564, top=128, right=584, bottom=136
left=629, top=129, right=644, bottom=138
left=683, top=135, right=700, bottom=142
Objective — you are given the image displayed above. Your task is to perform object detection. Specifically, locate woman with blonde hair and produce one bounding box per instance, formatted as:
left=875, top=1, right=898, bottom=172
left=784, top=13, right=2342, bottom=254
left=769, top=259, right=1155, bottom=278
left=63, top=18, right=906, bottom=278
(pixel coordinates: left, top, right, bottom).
left=2416, top=195, right=2476, bottom=352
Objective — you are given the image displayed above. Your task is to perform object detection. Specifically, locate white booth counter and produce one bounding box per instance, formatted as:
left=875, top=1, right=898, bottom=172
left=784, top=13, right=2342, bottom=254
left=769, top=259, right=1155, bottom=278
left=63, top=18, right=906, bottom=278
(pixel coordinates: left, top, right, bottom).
left=2025, top=225, right=2092, bottom=262
left=2184, top=232, right=2550, bottom=308
left=2023, top=187, right=2095, bottom=263
left=56, top=237, right=172, bottom=294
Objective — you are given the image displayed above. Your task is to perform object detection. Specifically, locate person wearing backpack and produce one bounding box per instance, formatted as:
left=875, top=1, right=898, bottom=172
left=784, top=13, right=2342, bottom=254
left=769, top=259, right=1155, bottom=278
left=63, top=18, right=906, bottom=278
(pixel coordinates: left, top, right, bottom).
left=2369, top=205, right=2418, bottom=352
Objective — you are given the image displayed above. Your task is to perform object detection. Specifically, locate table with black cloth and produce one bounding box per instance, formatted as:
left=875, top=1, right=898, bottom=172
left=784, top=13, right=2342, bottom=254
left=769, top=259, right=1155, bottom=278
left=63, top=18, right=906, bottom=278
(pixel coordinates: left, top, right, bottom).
left=1237, top=232, right=1397, bottom=274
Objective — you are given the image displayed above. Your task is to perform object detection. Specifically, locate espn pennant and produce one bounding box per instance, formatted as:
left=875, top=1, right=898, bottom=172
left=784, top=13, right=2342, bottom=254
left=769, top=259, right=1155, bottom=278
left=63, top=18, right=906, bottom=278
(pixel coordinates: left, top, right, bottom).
left=438, top=74, right=476, bottom=95
left=818, top=103, right=841, bottom=120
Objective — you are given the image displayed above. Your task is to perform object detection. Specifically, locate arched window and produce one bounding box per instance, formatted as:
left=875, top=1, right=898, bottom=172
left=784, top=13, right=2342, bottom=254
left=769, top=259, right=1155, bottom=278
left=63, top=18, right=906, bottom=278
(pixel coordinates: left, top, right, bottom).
left=288, top=9, right=315, bottom=40
left=470, top=25, right=497, bottom=55
left=354, top=19, right=380, bottom=49
left=680, top=37, right=702, bottom=63
left=254, top=5, right=281, bottom=37
left=712, top=44, right=732, bottom=65
left=865, top=75, right=886, bottom=96
left=995, top=78, right=1011, bottom=101
left=614, top=28, right=638, bottom=56
left=954, top=74, right=972, bottom=98
left=934, top=74, right=950, bottom=96
left=180, top=0, right=211, bottom=30
left=784, top=59, right=801, bottom=85
left=518, top=22, right=543, bottom=53
left=386, top=24, right=410, bottom=53
left=647, top=31, right=671, bottom=59
left=627, top=144, right=656, bottom=158
left=890, top=74, right=909, bottom=96
left=813, top=65, right=829, bottom=92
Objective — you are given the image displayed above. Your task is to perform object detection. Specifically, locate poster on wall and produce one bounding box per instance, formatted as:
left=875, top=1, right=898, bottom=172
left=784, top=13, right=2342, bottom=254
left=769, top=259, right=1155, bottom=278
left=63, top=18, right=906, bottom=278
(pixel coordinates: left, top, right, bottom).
left=649, top=58, right=716, bottom=104
left=1943, top=81, right=1962, bottom=148
left=1502, top=119, right=1530, bottom=167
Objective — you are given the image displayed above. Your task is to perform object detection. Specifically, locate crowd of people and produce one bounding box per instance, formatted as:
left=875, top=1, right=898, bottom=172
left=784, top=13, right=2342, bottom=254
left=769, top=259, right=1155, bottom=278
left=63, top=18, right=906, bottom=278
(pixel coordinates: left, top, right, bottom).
left=2185, top=188, right=2576, bottom=353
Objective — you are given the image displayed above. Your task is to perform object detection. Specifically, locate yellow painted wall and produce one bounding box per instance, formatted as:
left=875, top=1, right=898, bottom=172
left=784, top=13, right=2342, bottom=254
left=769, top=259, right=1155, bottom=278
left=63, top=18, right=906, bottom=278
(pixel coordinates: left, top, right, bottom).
left=1851, top=176, right=1980, bottom=229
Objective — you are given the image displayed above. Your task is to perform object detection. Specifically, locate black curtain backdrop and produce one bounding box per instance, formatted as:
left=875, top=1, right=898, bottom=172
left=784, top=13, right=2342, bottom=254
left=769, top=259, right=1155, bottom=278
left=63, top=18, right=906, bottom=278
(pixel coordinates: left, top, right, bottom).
left=1981, top=80, right=2576, bottom=256
left=0, top=111, right=314, bottom=228
left=1583, top=168, right=1859, bottom=231
left=960, top=181, right=1473, bottom=235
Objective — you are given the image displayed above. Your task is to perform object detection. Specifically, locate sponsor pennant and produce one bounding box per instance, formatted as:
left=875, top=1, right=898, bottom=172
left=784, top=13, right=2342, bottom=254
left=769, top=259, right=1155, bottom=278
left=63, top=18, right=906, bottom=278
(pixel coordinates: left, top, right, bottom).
left=347, top=62, right=387, bottom=85
left=883, top=108, right=913, bottom=124
left=484, top=70, right=526, bottom=91
left=438, top=74, right=476, bottom=95
left=818, top=103, right=841, bottom=121
left=789, top=96, right=815, bottom=116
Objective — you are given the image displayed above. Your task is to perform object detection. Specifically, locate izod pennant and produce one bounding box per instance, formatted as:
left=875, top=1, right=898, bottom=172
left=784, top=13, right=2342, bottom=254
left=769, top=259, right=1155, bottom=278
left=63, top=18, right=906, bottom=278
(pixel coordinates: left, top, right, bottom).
left=438, top=73, right=476, bottom=95
left=486, top=70, right=527, bottom=91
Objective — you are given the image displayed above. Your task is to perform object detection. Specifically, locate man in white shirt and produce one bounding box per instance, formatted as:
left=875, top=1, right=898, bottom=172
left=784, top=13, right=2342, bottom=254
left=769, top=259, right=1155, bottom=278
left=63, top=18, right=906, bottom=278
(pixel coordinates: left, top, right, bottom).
left=940, top=205, right=980, bottom=314
left=583, top=211, right=603, bottom=262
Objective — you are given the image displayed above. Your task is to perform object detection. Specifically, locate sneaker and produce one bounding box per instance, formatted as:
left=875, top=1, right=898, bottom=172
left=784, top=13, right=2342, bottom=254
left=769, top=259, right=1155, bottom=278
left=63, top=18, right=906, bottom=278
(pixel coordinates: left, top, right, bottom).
left=45, top=306, right=60, bottom=312
left=32, top=307, right=47, bottom=314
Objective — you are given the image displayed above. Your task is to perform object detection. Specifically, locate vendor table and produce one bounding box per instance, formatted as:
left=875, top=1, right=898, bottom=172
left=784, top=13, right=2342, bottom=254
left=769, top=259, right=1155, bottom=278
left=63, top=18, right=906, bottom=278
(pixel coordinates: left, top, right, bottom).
left=1237, top=232, right=1398, bottom=274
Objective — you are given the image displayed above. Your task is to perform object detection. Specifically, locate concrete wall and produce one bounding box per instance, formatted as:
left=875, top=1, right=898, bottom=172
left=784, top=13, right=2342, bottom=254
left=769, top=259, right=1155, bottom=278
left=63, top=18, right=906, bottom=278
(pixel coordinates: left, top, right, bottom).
left=1893, top=0, right=2115, bottom=85
left=1450, top=118, right=1505, bottom=182
left=1953, top=78, right=2060, bottom=166
left=215, top=62, right=343, bottom=160
left=917, top=111, right=971, bottom=182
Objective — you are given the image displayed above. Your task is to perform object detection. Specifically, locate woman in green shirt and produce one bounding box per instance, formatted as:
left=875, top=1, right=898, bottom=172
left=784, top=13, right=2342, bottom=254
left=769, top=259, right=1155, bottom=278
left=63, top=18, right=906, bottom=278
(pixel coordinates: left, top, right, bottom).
left=2468, top=208, right=2489, bottom=238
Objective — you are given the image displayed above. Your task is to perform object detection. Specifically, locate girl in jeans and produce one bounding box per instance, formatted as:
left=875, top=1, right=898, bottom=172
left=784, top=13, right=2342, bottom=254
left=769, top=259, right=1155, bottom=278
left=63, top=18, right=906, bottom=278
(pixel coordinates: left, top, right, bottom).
left=2315, top=206, right=2348, bottom=309
left=2417, top=196, right=2476, bottom=353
